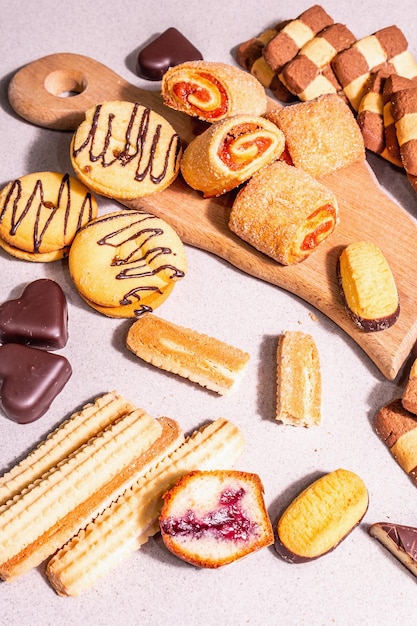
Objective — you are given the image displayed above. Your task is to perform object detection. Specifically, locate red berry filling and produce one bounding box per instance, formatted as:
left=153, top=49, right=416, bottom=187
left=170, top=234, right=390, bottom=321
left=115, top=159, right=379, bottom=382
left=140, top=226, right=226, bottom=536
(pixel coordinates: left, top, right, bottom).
left=161, top=487, right=257, bottom=542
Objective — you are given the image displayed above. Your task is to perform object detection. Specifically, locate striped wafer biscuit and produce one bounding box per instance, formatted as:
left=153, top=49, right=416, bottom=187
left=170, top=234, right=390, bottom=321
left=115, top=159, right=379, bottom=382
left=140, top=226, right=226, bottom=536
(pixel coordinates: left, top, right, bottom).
left=391, top=84, right=417, bottom=177
left=0, top=410, right=183, bottom=581
left=46, top=418, right=245, bottom=596
left=333, top=25, right=417, bottom=111
left=0, top=391, right=135, bottom=510
left=263, top=5, right=334, bottom=73
left=279, top=23, right=356, bottom=101
left=276, top=331, right=321, bottom=427
left=126, top=314, right=250, bottom=395
left=236, top=22, right=296, bottom=102
left=374, top=398, right=417, bottom=484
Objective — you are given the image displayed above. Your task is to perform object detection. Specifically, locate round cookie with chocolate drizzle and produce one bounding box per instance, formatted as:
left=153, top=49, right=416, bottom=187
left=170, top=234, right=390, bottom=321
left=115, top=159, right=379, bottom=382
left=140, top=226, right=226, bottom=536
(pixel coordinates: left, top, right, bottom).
left=68, top=210, right=187, bottom=318
left=70, top=100, right=182, bottom=200
left=0, top=172, right=98, bottom=261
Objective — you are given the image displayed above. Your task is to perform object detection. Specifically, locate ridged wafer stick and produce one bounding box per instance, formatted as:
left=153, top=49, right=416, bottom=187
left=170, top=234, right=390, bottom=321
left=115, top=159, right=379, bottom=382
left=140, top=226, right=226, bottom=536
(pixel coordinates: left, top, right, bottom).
left=0, top=391, right=135, bottom=509
left=0, top=409, right=170, bottom=581
left=46, top=418, right=245, bottom=596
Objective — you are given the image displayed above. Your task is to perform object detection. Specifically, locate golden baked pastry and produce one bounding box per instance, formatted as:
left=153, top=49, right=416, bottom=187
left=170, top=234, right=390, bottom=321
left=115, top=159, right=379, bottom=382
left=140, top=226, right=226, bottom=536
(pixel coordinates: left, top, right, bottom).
left=337, top=241, right=400, bottom=332
left=159, top=470, right=273, bottom=568
left=180, top=114, right=285, bottom=197
left=68, top=210, right=187, bottom=318
left=0, top=172, right=97, bottom=261
left=276, top=331, right=321, bottom=427
left=70, top=100, right=182, bottom=200
left=266, top=94, right=365, bottom=178
left=126, top=313, right=250, bottom=394
left=46, top=418, right=245, bottom=595
left=229, top=160, right=339, bottom=265
left=161, top=60, right=268, bottom=121
left=275, top=469, right=368, bottom=562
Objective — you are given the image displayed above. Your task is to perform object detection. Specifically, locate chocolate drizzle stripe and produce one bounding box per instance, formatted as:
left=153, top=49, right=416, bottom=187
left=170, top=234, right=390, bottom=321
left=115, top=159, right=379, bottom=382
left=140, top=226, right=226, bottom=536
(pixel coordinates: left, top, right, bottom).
left=72, top=103, right=182, bottom=185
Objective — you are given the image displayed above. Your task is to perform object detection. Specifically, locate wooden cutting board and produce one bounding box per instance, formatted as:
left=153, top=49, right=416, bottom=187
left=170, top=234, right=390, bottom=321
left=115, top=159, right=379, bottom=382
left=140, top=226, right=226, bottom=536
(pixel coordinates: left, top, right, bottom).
left=7, top=52, right=417, bottom=380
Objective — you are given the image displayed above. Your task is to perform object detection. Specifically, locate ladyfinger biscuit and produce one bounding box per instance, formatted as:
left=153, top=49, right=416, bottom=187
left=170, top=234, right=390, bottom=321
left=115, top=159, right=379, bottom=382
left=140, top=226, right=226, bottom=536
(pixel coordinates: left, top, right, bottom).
left=374, top=398, right=417, bottom=483
left=229, top=160, right=338, bottom=265
left=46, top=418, right=245, bottom=596
left=0, top=391, right=135, bottom=509
left=236, top=22, right=296, bottom=103
left=403, top=359, right=417, bottom=415
left=161, top=61, right=267, bottom=122
left=263, top=5, right=334, bottom=73
left=180, top=114, right=285, bottom=197
left=337, top=241, right=400, bottom=332
left=267, top=93, right=365, bottom=178
left=0, top=172, right=97, bottom=262
left=275, top=469, right=368, bottom=562
left=391, top=85, right=417, bottom=177
left=369, top=522, right=417, bottom=578
left=126, top=314, right=250, bottom=395
left=279, top=23, right=356, bottom=101
left=0, top=409, right=165, bottom=580
left=332, top=25, right=417, bottom=111
left=70, top=101, right=182, bottom=200
left=276, top=331, right=321, bottom=427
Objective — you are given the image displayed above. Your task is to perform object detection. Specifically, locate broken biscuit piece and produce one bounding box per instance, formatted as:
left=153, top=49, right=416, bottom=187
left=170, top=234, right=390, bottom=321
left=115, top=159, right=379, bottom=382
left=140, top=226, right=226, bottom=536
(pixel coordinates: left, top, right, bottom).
left=369, top=522, right=417, bottom=578
left=276, top=331, right=321, bottom=427
left=275, top=468, right=368, bottom=562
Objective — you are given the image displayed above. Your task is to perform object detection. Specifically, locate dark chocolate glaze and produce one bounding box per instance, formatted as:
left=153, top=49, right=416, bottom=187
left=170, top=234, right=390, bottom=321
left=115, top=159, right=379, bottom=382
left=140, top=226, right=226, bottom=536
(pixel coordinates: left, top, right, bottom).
left=80, top=211, right=185, bottom=313
left=0, top=343, right=72, bottom=424
left=0, top=173, right=95, bottom=253
left=136, top=27, right=203, bottom=81
left=370, top=522, right=417, bottom=561
left=0, top=279, right=68, bottom=350
left=72, top=103, right=182, bottom=185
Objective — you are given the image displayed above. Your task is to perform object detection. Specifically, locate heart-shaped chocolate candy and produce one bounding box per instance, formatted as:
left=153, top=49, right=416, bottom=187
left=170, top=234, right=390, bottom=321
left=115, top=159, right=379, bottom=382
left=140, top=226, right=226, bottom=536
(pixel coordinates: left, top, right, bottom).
left=136, top=27, right=203, bottom=80
left=0, top=343, right=72, bottom=424
left=0, top=279, right=68, bottom=350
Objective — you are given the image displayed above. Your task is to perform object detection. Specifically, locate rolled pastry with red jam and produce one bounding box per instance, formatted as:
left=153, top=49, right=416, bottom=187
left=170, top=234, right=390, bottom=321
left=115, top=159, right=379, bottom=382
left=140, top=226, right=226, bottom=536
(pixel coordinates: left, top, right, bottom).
left=229, top=160, right=338, bottom=265
left=337, top=241, right=400, bottom=332
left=180, top=115, right=285, bottom=197
left=161, top=61, right=268, bottom=122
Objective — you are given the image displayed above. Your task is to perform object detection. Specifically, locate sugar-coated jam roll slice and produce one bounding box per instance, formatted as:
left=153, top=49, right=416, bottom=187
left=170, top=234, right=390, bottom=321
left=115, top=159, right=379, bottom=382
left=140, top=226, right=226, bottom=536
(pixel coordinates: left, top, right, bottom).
left=68, top=210, right=187, bottom=318
left=181, top=115, right=285, bottom=197
left=70, top=101, right=182, bottom=200
left=229, top=160, right=338, bottom=265
left=337, top=241, right=399, bottom=332
left=275, top=469, right=368, bottom=563
left=159, top=470, right=273, bottom=568
left=161, top=61, right=268, bottom=122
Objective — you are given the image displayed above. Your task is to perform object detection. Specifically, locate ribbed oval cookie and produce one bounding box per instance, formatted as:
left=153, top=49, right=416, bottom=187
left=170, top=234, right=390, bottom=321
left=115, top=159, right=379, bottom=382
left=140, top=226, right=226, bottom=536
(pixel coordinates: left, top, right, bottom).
left=68, top=210, right=187, bottom=318
left=0, top=172, right=97, bottom=261
left=70, top=101, right=182, bottom=200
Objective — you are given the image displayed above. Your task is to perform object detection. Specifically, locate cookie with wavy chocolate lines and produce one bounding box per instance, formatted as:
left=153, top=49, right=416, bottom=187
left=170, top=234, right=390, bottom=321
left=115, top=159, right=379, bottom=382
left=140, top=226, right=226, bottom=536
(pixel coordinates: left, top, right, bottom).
left=70, top=100, right=182, bottom=200
left=0, top=171, right=98, bottom=262
left=68, top=210, right=187, bottom=318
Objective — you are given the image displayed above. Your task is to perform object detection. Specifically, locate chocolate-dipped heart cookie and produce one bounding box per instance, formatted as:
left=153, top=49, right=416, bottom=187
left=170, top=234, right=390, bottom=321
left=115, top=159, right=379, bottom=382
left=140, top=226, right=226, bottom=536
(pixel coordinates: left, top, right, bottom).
left=0, top=279, right=68, bottom=350
left=0, top=343, right=72, bottom=424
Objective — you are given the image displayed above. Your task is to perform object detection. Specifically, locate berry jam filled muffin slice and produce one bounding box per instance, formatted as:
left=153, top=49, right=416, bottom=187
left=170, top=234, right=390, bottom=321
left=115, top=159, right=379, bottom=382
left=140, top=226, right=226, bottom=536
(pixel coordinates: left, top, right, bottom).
left=159, top=470, right=273, bottom=568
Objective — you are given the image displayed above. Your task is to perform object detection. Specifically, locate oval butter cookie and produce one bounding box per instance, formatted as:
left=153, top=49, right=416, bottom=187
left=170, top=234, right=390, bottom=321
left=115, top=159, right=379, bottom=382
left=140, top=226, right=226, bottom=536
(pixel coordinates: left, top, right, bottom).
left=68, top=210, right=187, bottom=318
left=70, top=101, right=182, bottom=200
left=0, top=172, right=98, bottom=262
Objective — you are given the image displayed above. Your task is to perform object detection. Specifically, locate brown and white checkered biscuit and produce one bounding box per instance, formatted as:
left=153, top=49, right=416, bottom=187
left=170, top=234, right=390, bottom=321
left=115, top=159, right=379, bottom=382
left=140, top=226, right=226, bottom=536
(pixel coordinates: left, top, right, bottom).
left=382, top=74, right=417, bottom=164
left=357, top=70, right=389, bottom=154
left=333, top=25, right=417, bottom=111
left=263, top=5, right=334, bottom=74
left=236, top=22, right=296, bottom=103
left=279, top=23, right=356, bottom=101
left=389, top=82, right=417, bottom=177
